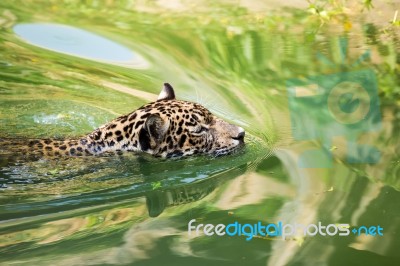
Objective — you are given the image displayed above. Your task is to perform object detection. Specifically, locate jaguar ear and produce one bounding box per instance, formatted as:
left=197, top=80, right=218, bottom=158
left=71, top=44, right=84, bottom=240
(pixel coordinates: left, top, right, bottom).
left=139, top=114, right=169, bottom=151
left=157, top=83, right=176, bottom=101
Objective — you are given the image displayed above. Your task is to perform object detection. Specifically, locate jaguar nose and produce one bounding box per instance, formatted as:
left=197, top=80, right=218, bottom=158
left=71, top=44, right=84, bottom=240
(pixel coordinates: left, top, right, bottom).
left=232, top=128, right=245, bottom=142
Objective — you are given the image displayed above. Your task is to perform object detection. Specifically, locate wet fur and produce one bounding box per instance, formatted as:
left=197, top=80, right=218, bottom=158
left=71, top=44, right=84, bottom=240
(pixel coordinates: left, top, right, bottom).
left=0, top=83, right=245, bottom=158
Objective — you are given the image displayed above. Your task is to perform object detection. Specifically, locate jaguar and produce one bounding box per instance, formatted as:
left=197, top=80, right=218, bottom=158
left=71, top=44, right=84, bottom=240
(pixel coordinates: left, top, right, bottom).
left=0, top=83, right=245, bottom=158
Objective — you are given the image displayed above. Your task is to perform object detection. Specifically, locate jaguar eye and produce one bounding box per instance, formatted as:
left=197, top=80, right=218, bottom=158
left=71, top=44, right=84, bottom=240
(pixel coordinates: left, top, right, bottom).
left=193, top=126, right=208, bottom=134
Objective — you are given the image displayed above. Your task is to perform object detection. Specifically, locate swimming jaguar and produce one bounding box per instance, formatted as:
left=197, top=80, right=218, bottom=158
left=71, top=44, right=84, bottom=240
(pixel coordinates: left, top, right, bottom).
left=0, top=83, right=245, bottom=158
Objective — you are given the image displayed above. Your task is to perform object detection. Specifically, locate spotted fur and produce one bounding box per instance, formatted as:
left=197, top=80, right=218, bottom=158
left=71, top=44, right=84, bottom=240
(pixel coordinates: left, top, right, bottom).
left=1, top=83, right=245, bottom=158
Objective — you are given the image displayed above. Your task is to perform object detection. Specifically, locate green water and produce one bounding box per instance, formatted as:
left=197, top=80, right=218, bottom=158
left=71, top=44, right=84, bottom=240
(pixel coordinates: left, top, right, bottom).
left=0, top=1, right=399, bottom=265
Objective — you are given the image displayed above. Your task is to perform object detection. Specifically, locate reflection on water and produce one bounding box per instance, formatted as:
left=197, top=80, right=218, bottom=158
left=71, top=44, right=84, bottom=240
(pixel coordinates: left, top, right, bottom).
left=14, top=23, right=150, bottom=69
left=0, top=1, right=399, bottom=265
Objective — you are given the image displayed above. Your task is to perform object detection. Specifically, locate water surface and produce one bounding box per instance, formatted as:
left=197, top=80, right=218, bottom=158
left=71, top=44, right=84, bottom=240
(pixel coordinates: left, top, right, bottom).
left=0, top=1, right=399, bottom=265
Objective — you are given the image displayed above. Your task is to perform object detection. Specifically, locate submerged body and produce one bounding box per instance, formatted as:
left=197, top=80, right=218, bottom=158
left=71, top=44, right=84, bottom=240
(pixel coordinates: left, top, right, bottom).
left=1, top=83, right=245, bottom=158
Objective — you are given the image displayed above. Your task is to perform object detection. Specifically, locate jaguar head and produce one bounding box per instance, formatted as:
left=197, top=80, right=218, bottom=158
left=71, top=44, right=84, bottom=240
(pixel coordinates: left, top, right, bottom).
left=138, top=83, right=245, bottom=158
